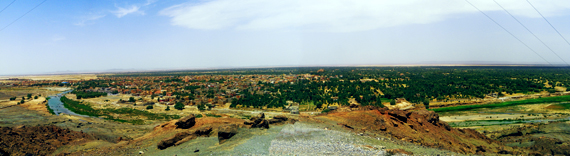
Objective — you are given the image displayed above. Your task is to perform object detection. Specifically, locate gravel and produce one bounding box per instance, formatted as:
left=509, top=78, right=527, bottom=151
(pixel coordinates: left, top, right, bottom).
left=268, top=122, right=385, bottom=156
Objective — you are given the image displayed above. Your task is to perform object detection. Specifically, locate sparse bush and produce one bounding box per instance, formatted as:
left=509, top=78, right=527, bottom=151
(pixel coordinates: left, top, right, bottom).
left=195, top=114, right=203, bottom=118
left=205, top=113, right=221, bottom=118
left=174, top=102, right=185, bottom=110
left=197, top=104, right=206, bottom=111
left=321, top=109, right=331, bottom=114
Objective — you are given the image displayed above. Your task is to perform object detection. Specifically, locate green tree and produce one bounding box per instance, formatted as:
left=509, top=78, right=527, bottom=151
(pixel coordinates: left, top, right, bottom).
left=390, top=99, right=396, bottom=105
left=34, top=96, right=38, bottom=99
left=20, top=99, right=25, bottom=104
left=423, top=99, right=430, bottom=109
left=174, top=102, right=185, bottom=110
left=27, top=94, right=32, bottom=99
left=165, top=106, right=170, bottom=111
left=146, top=105, right=153, bottom=109
left=197, top=104, right=206, bottom=111
left=129, top=97, right=136, bottom=102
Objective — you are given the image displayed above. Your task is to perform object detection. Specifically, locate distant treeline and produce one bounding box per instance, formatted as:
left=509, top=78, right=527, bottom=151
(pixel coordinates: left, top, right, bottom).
left=84, top=66, right=570, bottom=108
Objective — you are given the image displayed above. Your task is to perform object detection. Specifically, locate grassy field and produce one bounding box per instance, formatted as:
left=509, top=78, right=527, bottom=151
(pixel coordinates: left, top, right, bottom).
left=61, top=96, right=179, bottom=124
left=431, top=95, right=570, bottom=112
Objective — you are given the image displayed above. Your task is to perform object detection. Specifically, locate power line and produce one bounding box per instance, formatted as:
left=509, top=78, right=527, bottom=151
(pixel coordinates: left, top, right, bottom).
left=527, top=0, right=570, bottom=48
left=493, top=0, right=569, bottom=66
left=0, top=0, right=47, bottom=32
left=464, top=0, right=552, bottom=65
left=0, top=0, right=16, bottom=14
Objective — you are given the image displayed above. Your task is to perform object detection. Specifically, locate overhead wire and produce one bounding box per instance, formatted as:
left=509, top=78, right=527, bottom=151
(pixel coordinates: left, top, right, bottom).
left=464, top=0, right=552, bottom=65
left=0, top=0, right=16, bottom=14
left=493, top=0, right=569, bottom=66
left=526, top=0, right=570, bottom=48
left=0, top=0, right=47, bottom=32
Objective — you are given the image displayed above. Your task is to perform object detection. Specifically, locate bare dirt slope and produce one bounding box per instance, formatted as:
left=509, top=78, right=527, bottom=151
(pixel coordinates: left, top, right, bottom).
left=319, top=107, right=523, bottom=155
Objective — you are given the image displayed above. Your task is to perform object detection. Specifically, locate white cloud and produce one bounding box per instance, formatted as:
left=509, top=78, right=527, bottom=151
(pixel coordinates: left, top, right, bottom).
left=74, top=14, right=106, bottom=26
left=112, top=5, right=143, bottom=18
left=160, top=0, right=570, bottom=32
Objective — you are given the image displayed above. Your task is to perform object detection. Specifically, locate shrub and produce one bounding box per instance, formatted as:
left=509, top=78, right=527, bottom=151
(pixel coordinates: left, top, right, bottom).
left=129, top=97, right=136, bottom=102
left=165, top=106, right=170, bottom=111
left=146, top=105, right=153, bottom=109
left=321, top=109, right=331, bottom=114
left=197, top=104, right=206, bottom=111
left=390, top=99, right=396, bottom=105
left=174, top=102, right=185, bottom=110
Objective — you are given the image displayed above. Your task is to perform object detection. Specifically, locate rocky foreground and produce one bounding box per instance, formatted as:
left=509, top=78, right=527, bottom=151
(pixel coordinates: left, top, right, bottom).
left=4, top=105, right=567, bottom=155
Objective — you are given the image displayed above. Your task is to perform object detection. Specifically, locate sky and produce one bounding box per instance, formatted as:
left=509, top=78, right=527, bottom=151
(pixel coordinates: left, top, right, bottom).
left=1, top=0, right=570, bottom=75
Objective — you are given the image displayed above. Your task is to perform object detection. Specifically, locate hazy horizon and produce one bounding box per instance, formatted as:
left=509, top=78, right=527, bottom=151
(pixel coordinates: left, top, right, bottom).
left=2, top=0, right=570, bottom=75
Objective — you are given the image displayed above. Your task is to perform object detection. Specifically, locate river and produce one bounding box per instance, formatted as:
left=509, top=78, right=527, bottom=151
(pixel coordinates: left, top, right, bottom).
left=47, top=90, right=88, bottom=117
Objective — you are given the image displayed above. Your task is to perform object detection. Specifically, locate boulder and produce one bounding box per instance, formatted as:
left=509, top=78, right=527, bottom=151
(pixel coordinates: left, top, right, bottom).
left=272, top=115, right=288, bottom=121
left=257, top=112, right=265, bottom=118
left=175, top=114, right=196, bottom=129
left=268, top=115, right=288, bottom=124
left=218, top=124, right=238, bottom=144
left=245, top=112, right=270, bottom=129
left=157, top=126, right=212, bottom=150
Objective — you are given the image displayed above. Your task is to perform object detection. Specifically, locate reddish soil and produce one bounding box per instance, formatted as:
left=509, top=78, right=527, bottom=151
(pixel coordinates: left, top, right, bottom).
left=321, top=107, right=522, bottom=154
left=0, top=125, right=92, bottom=156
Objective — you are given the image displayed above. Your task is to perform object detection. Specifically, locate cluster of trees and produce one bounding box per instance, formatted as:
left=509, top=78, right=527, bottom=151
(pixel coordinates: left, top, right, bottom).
left=230, top=66, right=570, bottom=108
left=72, top=90, right=107, bottom=99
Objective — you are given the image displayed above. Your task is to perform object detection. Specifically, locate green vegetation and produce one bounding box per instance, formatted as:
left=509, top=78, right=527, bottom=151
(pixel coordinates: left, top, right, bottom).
left=27, top=94, right=32, bottom=99
left=128, top=97, right=136, bottom=102
left=46, top=102, right=55, bottom=115
left=165, top=106, right=170, bottom=111
left=423, top=99, right=430, bottom=109
left=9, top=97, right=16, bottom=101
left=195, top=114, right=203, bottom=118
left=174, top=102, right=185, bottom=110
left=82, top=67, right=570, bottom=109
left=197, top=104, right=206, bottom=111
left=146, top=105, right=154, bottom=109
left=205, top=113, right=222, bottom=118
left=431, top=95, right=570, bottom=112
left=321, top=109, right=331, bottom=114
left=72, top=90, right=106, bottom=99
left=61, top=96, right=179, bottom=124
left=390, top=99, right=396, bottom=105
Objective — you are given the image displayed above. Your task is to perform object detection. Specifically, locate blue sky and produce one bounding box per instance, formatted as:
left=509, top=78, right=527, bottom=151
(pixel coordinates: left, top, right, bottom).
left=1, top=0, right=570, bottom=75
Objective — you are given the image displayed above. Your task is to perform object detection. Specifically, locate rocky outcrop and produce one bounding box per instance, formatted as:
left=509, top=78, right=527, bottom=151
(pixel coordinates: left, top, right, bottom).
left=0, top=125, right=92, bottom=156
left=323, top=108, right=515, bottom=154
left=157, top=126, right=212, bottom=150
left=218, top=124, right=238, bottom=144
left=268, top=115, right=288, bottom=124
left=244, top=113, right=270, bottom=129
left=175, top=114, right=196, bottom=129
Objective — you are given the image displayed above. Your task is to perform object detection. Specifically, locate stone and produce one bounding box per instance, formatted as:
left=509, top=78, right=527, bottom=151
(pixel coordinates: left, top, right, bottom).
left=256, top=112, right=265, bottom=119
left=175, top=114, right=196, bottom=129
left=157, top=126, right=212, bottom=150
left=218, top=124, right=238, bottom=144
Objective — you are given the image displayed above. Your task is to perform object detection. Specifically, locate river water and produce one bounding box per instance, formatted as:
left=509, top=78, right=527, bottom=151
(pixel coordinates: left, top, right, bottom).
left=47, top=90, right=88, bottom=117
